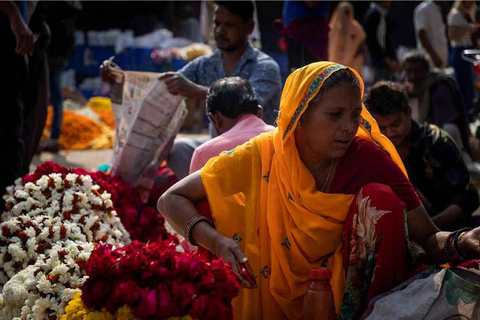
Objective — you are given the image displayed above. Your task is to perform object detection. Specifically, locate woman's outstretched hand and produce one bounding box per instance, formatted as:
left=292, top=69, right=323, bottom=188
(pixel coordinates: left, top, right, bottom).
left=212, top=235, right=257, bottom=289
left=459, top=227, right=480, bottom=258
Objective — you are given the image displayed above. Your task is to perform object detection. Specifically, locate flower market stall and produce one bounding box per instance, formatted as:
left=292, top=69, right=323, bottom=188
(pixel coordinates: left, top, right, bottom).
left=42, top=97, right=115, bottom=151
left=0, top=162, right=241, bottom=320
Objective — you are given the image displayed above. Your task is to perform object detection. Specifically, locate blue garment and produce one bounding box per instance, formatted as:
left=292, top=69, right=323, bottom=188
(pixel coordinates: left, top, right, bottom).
left=450, top=47, right=474, bottom=115
left=282, top=0, right=331, bottom=26
left=178, top=43, right=282, bottom=125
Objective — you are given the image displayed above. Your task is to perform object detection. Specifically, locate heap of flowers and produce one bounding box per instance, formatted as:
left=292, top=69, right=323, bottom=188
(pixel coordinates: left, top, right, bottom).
left=43, top=107, right=113, bottom=150
left=24, top=162, right=177, bottom=244
left=62, top=239, right=241, bottom=320
left=0, top=172, right=130, bottom=285
left=0, top=241, right=94, bottom=320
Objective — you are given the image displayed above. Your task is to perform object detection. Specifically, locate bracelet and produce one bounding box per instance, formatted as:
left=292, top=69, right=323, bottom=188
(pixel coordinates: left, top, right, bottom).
left=453, top=227, right=472, bottom=261
left=183, top=215, right=214, bottom=246
left=444, top=231, right=457, bottom=261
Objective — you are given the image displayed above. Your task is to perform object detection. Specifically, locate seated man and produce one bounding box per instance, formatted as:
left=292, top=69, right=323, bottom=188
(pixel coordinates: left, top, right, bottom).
left=190, top=77, right=274, bottom=173
left=402, top=50, right=472, bottom=156
left=366, top=81, right=479, bottom=230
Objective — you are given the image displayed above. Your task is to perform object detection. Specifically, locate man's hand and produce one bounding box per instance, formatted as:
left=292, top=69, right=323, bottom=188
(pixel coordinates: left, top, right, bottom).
left=10, top=14, right=33, bottom=55
left=159, top=72, right=208, bottom=99
left=100, top=59, right=124, bottom=85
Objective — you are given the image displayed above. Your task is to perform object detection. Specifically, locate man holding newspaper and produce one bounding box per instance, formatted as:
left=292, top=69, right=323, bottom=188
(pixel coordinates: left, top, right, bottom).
left=102, top=0, right=282, bottom=180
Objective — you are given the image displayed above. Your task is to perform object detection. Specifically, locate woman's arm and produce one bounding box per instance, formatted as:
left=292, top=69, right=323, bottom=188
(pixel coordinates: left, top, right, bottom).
left=407, top=205, right=480, bottom=264
left=158, top=172, right=253, bottom=288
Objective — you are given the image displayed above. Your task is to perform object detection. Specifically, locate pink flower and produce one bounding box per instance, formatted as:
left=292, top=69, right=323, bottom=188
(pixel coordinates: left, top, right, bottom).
left=136, top=289, right=158, bottom=318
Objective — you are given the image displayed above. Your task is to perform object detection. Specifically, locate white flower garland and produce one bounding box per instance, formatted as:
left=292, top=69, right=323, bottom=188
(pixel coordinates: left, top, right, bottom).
left=0, top=241, right=94, bottom=320
left=0, top=173, right=130, bottom=286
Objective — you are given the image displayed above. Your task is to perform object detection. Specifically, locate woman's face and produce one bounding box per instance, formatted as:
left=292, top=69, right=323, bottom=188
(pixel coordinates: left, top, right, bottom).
left=295, top=82, right=362, bottom=160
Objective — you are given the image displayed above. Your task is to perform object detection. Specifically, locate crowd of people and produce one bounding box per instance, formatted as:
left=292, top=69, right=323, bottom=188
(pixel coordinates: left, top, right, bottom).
left=3, top=0, right=480, bottom=319
left=155, top=1, right=480, bottom=319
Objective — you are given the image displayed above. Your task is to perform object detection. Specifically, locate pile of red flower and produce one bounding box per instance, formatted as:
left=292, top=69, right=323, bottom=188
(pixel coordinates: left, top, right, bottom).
left=80, top=239, right=241, bottom=320
left=23, top=162, right=177, bottom=244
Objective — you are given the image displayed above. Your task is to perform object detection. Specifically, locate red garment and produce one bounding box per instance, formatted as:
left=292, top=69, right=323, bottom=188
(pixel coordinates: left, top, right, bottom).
left=331, top=137, right=421, bottom=211
left=341, top=183, right=411, bottom=320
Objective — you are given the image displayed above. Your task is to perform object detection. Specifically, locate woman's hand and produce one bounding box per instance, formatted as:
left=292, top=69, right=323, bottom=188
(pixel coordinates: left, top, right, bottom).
left=458, top=228, right=480, bottom=258
left=212, top=235, right=256, bottom=289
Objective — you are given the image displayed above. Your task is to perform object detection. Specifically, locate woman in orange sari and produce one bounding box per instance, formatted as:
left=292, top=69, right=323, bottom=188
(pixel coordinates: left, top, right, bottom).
left=158, top=62, right=480, bottom=320
left=328, top=2, right=366, bottom=76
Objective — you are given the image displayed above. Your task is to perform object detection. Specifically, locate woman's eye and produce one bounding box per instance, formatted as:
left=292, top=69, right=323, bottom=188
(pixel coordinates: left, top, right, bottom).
left=330, top=112, right=341, bottom=119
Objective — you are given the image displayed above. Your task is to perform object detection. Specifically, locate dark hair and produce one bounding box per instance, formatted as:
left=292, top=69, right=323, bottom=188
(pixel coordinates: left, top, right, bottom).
left=214, top=1, right=254, bottom=21
left=308, top=68, right=361, bottom=108
left=364, top=81, right=409, bottom=116
left=206, top=77, right=259, bottom=119
left=402, top=50, right=431, bottom=72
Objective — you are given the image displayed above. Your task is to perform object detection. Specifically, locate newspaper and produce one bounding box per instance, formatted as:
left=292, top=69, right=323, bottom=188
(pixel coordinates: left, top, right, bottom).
left=110, top=70, right=187, bottom=196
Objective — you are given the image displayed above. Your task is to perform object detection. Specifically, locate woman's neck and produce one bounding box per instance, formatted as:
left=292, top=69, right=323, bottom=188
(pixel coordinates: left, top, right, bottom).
left=296, top=136, right=333, bottom=175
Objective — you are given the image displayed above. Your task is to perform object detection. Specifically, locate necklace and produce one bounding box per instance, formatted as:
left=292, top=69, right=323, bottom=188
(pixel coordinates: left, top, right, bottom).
left=321, top=159, right=335, bottom=193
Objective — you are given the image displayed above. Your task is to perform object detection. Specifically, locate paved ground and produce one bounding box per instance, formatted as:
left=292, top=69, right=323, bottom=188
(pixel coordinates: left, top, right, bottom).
left=32, top=149, right=113, bottom=171
left=31, top=133, right=209, bottom=171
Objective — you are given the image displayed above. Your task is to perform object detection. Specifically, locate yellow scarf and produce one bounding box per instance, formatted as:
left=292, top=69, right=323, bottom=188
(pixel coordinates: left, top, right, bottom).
left=201, top=62, right=405, bottom=319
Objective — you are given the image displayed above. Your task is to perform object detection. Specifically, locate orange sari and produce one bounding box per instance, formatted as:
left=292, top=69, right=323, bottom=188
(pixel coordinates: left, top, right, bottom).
left=200, top=62, right=405, bottom=319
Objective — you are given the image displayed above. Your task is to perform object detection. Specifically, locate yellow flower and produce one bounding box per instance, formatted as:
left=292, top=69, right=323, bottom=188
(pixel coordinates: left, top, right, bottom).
left=62, top=294, right=114, bottom=320
left=62, top=293, right=88, bottom=320
left=114, top=306, right=139, bottom=320
left=62, top=294, right=195, bottom=320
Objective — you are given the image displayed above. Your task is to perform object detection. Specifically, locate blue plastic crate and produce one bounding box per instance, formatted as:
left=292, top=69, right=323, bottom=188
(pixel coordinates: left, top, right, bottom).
left=71, top=45, right=115, bottom=76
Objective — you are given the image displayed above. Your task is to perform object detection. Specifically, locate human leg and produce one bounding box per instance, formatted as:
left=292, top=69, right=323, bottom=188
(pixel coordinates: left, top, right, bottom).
left=49, top=59, right=64, bottom=140
left=340, top=183, right=411, bottom=320
left=167, top=137, right=209, bottom=179
left=451, top=47, right=474, bottom=116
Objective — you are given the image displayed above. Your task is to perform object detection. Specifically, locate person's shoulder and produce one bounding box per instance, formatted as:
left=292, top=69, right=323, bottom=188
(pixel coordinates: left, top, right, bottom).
left=448, top=9, right=462, bottom=18
left=193, top=135, right=224, bottom=156
left=341, top=137, right=390, bottom=167
left=253, top=49, right=281, bottom=71
left=183, top=50, right=219, bottom=69
left=415, top=1, right=430, bottom=13
left=421, top=122, right=460, bottom=153
left=363, top=7, right=378, bottom=20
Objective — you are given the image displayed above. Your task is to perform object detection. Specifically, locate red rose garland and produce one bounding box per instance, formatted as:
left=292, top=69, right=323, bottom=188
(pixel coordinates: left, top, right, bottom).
left=81, top=240, right=241, bottom=320
left=23, top=162, right=177, bottom=244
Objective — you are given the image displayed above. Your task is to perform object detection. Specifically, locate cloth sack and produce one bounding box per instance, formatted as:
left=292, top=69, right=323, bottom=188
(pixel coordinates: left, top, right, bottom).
left=364, top=268, right=480, bottom=320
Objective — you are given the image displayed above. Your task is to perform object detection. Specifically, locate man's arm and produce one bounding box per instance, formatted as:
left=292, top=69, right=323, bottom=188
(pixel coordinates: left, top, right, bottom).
left=161, top=58, right=209, bottom=99
left=414, top=7, right=443, bottom=68
left=0, top=1, right=34, bottom=55
left=418, top=30, right=443, bottom=68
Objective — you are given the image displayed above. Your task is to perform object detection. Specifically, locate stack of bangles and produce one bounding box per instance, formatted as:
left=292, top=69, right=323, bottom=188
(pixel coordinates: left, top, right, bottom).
left=183, top=214, right=215, bottom=246
left=443, top=227, right=472, bottom=261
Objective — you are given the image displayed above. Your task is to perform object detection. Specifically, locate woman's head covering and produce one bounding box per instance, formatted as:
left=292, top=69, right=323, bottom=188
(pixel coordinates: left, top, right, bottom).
left=276, top=61, right=405, bottom=174
left=201, top=62, right=405, bottom=319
